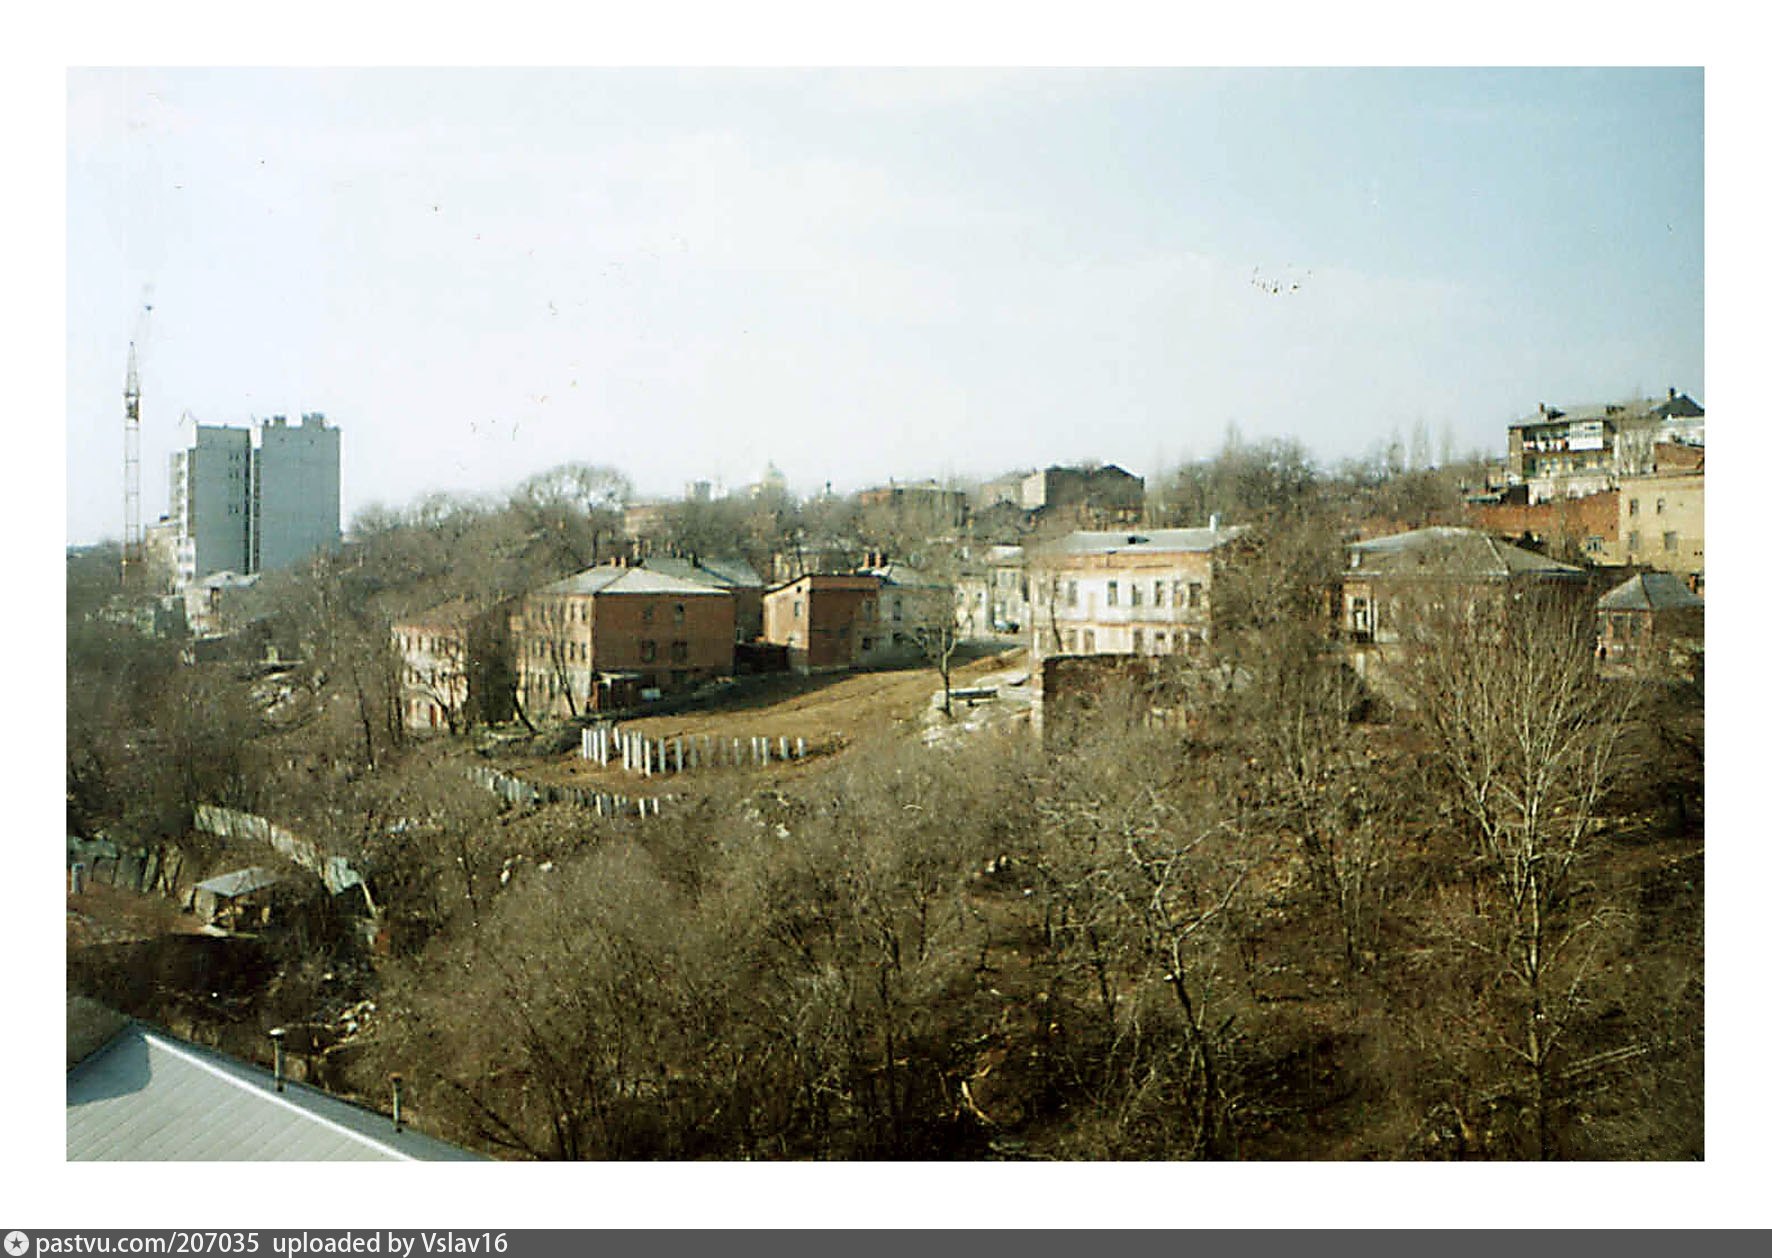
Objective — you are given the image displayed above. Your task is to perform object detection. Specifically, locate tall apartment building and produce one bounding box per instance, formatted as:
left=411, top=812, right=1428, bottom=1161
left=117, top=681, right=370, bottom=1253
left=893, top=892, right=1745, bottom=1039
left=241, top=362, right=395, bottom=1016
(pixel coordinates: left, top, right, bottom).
left=169, top=413, right=340, bottom=583
left=170, top=418, right=252, bottom=583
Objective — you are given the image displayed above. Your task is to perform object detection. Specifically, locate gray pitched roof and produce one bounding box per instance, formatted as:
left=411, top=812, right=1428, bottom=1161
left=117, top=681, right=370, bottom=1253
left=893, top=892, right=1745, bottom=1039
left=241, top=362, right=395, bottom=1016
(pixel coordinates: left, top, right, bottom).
left=1042, top=527, right=1245, bottom=557
left=67, top=1023, right=482, bottom=1162
left=1597, top=571, right=1705, bottom=612
left=194, top=867, right=282, bottom=898
left=1348, top=527, right=1586, bottom=580
left=536, top=565, right=733, bottom=598
left=638, top=555, right=764, bottom=590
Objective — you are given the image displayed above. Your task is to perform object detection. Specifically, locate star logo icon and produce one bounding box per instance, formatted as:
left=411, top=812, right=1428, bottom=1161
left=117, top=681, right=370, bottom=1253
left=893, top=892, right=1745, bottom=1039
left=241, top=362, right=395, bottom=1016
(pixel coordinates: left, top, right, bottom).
left=4, top=1232, right=29, bottom=1256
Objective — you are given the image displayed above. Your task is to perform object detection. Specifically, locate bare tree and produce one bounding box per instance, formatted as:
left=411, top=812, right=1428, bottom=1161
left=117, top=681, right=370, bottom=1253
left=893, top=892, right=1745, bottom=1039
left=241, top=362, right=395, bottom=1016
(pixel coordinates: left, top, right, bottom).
left=1396, top=591, right=1640, bottom=1158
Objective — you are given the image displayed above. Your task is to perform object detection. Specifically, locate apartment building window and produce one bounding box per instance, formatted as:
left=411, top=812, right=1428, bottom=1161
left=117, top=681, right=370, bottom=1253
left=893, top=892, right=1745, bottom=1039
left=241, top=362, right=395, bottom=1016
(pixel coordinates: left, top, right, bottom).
left=1628, top=498, right=1639, bottom=517
left=1131, top=628, right=1144, bottom=653
left=1065, top=581, right=1078, bottom=608
left=673, top=603, right=686, bottom=624
left=1656, top=498, right=1666, bottom=515
left=1187, top=583, right=1203, bottom=610
left=1153, top=630, right=1168, bottom=652
left=1628, top=530, right=1641, bottom=553
left=1083, top=629, right=1096, bottom=652
left=1152, top=581, right=1165, bottom=607
left=1065, top=630, right=1079, bottom=652
left=1171, top=580, right=1184, bottom=606
left=1585, top=536, right=1605, bottom=553
left=641, top=640, right=657, bottom=663
left=642, top=605, right=655, bottom=623
left=1663, top=531, right=1679, bottom=553
left=670, top=641, right=688, bottom=663
left=1129, top=583, right=1142, bottom=608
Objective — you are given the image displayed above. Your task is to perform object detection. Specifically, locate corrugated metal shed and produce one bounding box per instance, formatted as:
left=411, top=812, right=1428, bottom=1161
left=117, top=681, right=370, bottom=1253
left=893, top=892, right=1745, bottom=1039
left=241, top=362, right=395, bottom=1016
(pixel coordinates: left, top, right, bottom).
left=194, top=867, right=282, bottom=899
left=67, top=1024, right=482, bottom=1162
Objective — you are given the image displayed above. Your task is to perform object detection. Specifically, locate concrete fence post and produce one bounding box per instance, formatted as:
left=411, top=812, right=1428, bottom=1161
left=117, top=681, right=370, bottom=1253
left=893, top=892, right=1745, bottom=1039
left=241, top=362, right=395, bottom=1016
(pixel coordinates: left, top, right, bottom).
left=796, top=737, right=806, bottom=759
left=761, top=736, right=770, bottom=765
left=778, top=736, right=788, bottom=760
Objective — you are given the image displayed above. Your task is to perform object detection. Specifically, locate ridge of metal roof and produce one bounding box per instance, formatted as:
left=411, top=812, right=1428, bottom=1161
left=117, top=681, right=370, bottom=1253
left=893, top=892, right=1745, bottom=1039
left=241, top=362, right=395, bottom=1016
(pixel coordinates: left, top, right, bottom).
left=68, top=1023, right=483, bottom=1162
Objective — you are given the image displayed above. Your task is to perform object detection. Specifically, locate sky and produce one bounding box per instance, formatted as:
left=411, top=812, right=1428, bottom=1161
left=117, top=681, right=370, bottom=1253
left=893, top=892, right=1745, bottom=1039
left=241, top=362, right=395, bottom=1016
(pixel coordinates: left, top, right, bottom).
left=64, top=66, right=1703, bottom=543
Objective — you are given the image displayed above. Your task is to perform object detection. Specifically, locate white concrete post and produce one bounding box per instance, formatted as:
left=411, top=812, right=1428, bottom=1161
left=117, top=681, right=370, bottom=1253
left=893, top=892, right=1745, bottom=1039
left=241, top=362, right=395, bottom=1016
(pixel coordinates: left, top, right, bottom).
left=778, top=736, right=788, bottom=760
left=675, top=738, right=683, bottom=773
left=796, top=737, right=806, bottom=759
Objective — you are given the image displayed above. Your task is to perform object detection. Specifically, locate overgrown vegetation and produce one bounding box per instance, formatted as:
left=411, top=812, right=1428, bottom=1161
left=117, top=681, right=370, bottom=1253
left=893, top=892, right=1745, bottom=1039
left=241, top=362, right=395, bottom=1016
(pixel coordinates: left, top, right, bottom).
left=66, top=445, right=1701, bottom=1160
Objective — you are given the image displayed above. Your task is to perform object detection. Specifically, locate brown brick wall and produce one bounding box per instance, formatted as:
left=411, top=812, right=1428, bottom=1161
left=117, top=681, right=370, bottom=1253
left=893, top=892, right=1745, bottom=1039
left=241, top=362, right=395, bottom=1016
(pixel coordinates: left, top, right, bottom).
left=1469, top=490, right=1619, bottom=545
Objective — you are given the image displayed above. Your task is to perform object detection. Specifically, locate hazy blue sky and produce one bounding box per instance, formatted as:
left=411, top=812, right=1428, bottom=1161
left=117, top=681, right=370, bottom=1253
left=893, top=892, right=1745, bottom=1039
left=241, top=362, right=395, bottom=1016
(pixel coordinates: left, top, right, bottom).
left=66, top=67, right=1703, bottom=542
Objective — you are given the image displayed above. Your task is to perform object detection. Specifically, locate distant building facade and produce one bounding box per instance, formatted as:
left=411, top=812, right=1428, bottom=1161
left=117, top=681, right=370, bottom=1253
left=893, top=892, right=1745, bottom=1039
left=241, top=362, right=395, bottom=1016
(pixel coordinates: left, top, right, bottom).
left=1505, top=390, right=1703, bottom=504
left=762, top=573, right=886, bottom=674
left=1595, top=572, right=1703, bottom=672
left=512, top=563, right=736, bottom=719
left=1340, top=526, right=1587, bottom=645
left=393, top=599, right=515, bottom=734
left=637, top=554, right=766, bottom=642
left=1618, top=469, right=1704, bottom=581
left=169, top=413, right=340, bottom=583
left=1021, top=464, right=1145, bottom=524
left=1027, top=526, right=1245, bottom=665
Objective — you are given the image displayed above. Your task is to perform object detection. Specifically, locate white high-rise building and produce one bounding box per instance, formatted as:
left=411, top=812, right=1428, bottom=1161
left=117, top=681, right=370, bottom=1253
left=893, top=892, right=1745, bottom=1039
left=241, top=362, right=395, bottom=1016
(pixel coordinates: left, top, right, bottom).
left=168, top=412, right=341, bottom=584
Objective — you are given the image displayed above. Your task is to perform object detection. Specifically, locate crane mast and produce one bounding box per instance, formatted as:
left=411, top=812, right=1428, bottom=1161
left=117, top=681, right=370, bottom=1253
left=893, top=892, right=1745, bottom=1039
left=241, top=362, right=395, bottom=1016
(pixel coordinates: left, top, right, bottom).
left=121, top=341, right=142, bottom=588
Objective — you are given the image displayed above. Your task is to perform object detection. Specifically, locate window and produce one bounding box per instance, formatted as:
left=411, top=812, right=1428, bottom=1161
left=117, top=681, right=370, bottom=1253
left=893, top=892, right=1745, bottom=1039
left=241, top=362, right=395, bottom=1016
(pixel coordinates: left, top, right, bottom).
left=1153, top=631, right=1168, bottom=652
left=1065, top=581, right=1078, bottom=608
left=670, top=641, right=688, bottom=664
left=1153, top=582, right=1165, bottom=607
left=1656, top=498, right=1666, bottom=515
left=1129, top=583, right=1142, bottom=608
left=1628, top=530, right=1641, bottom=553
left=893, top=599, right=903, bottom=622
left=1131, top=628, right=1144, bottom=653
left=1083, top=629, right=1096, bottom=652
left=1584, top=536, right=1604, bottom=553
left=1662, top=531, right=1678, bottom=553
left=794, top=599, right=803, bottom=618
left=862, top=637, right=874, bottom=652
left=1171, top=580, right=1184, bottom=606
left=1065, top=630, right=1079, bottom=652
left=640, top=640, right=657, bottom=663
left=674, top=603, right=686, bottom=624
left=1628, top=498, right=1639, bottom=517
left=1187, top=583, right=1203, bottom=610
left=642, top=605, right=655, bottom=623
left=1106, top=581, right=1119, bottom=607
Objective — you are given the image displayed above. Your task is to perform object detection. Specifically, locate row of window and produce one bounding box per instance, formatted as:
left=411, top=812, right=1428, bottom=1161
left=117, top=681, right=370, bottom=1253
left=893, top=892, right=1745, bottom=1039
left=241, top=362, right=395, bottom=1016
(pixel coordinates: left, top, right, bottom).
left=1627, top=497, right=1675, bottom=517
left=1040, top=627, right=1203, bottom=654
left=1043, top=578, right=1206, bottom=610
left=1625, top=531, right=1680, bottom=554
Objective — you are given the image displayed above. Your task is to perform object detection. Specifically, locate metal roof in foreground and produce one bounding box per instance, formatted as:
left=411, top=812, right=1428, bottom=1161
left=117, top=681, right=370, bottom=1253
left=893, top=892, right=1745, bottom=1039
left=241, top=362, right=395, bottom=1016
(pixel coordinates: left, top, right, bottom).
left=67, top=1023, right=482, bottom=1161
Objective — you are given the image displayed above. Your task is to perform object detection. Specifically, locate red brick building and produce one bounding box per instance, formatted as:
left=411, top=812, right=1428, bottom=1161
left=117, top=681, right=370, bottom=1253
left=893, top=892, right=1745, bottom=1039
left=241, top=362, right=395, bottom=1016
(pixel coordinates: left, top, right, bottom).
left=1468, top=490, right=1619, bottom=562
left=512, top=563, right=735, bottom=719
left=763, top=573, right=890, bottom=674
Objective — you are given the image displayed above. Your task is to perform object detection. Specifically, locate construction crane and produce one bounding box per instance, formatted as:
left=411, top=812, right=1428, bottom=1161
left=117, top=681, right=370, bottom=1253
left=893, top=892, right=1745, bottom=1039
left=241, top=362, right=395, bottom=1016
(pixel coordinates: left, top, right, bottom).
left=121, top=340, right=143, bottom=588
